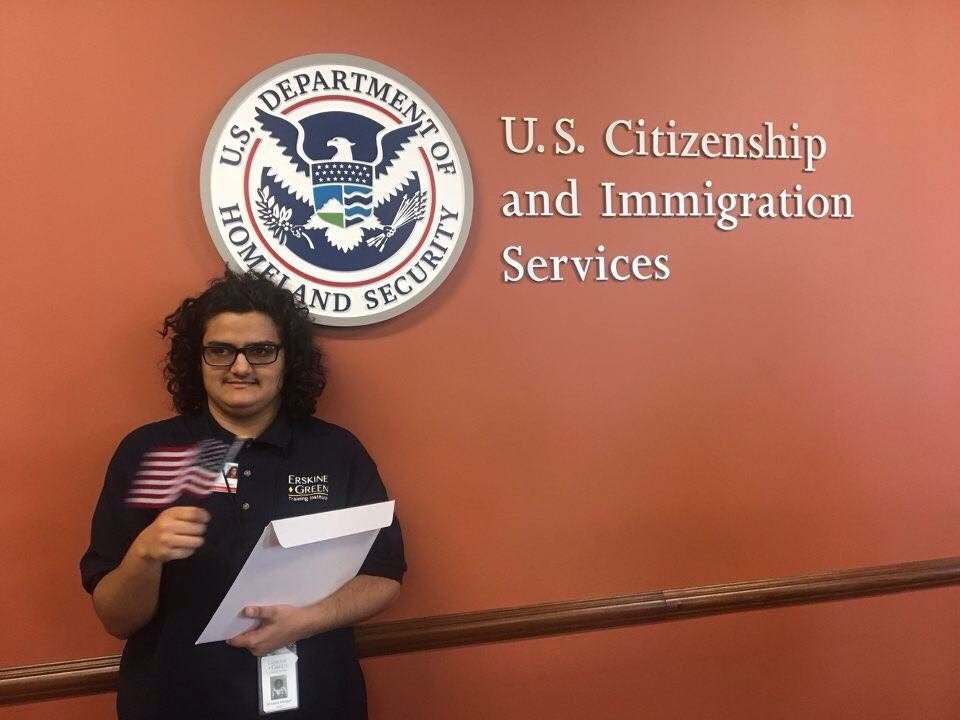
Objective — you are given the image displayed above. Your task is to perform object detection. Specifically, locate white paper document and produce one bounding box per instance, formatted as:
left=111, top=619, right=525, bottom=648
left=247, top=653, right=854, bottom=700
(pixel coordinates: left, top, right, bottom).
left=196, top=500, right=395, bottom=644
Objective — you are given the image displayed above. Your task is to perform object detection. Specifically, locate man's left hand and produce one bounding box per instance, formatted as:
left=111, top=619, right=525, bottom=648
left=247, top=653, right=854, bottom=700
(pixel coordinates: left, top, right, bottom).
left=226, top=605, right=309, bottom=656
left=226, top=576, right=400, bottom=657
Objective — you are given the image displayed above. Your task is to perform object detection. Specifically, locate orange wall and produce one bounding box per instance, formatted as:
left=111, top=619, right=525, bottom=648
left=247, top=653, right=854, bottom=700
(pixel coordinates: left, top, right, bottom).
left=2, top=1, right=959, bottom=717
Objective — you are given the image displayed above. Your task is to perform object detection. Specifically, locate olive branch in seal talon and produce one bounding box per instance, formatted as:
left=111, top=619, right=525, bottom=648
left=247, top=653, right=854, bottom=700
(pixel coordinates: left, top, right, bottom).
left=256, top=186, right=313, bottom=249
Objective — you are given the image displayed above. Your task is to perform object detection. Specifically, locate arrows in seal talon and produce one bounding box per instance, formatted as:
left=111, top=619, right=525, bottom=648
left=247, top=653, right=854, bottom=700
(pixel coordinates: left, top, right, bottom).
left=366, top=191, right=427, bottom=251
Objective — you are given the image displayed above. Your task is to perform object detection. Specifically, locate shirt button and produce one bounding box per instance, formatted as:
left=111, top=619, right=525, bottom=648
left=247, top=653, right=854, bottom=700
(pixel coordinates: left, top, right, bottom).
left=241, top=502, right=251, bottom=511
left=243, top=469, right=252, bottom=478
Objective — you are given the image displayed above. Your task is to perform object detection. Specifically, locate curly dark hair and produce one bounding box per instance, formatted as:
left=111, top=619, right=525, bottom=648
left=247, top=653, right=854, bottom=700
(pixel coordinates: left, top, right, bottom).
left=160, top=269, right=325, bottom=418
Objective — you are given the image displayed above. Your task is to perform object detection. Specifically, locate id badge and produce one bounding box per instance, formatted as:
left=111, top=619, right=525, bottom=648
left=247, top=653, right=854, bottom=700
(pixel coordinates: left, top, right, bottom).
left=258, top=643, right=299, bottom=714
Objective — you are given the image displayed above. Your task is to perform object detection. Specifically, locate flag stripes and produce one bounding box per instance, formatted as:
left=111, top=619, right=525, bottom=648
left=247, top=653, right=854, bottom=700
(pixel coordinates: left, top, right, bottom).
left=126, top=439, right=232, bottom=507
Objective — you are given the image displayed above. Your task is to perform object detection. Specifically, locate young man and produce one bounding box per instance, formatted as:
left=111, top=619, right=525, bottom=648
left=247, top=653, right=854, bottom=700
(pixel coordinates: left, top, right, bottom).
left=81, top=271, right=405, bottom=719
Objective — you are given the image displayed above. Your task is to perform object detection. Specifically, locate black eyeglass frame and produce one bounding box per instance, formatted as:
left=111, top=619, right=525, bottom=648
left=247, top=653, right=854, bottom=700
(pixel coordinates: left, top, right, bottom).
left=201, top=343, right=284, bottom=367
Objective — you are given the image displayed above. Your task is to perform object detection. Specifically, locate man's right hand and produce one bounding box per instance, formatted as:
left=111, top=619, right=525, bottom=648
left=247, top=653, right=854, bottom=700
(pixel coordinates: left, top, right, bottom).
left=93, top=505, right=210, bottom=637
left=133, top=506, right=211, bottom=563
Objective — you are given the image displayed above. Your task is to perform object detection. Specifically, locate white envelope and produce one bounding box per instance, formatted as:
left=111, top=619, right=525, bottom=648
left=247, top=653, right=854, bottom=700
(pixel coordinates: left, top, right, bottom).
left=196, top=500, right=395, bottom=644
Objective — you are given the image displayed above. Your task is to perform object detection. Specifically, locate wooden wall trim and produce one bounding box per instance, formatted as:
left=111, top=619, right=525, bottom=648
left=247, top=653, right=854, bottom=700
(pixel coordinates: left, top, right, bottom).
left=4, top=555, right=960, bottom=705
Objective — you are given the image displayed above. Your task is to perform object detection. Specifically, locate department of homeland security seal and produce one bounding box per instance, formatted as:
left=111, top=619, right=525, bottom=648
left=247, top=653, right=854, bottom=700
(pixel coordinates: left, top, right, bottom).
left=200, top=54, right=472, bottom=326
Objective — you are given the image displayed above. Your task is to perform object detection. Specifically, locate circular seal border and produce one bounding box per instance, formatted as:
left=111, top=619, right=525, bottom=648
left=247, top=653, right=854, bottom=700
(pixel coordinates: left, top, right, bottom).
left=200, top=54, right=473, bottom=327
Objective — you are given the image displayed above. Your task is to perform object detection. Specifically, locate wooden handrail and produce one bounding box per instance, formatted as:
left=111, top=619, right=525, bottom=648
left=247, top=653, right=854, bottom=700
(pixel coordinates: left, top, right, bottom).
left=4, top=555, right=960, bottom=705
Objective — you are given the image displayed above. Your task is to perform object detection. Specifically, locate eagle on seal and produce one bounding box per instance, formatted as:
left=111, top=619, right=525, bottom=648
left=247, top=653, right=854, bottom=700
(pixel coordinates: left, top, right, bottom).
left=254, top=109, right=427, bottom=254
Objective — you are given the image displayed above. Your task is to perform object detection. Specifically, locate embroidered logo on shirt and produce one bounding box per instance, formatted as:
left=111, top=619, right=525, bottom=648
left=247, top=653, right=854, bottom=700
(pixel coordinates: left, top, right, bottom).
left=287, top=474, right=329, bottom=502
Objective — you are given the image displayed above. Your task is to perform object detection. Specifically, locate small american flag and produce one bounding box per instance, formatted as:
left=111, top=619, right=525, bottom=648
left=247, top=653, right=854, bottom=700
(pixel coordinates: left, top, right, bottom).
left=126, top=439, right=242, bottom=508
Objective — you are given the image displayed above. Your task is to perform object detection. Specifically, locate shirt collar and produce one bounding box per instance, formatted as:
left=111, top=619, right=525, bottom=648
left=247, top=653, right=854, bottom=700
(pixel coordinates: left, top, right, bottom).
left=184, top=407, right=293, bottom=449
left=255, top=411, right=292, bottom=449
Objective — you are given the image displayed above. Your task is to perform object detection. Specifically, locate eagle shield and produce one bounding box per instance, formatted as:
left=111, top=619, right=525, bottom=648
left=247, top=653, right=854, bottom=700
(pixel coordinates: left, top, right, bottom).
left=311, top=160, right=373, bottom=229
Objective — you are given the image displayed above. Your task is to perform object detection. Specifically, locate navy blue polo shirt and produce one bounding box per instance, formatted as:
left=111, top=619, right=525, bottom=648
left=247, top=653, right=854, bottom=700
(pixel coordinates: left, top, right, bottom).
left=80, top=411, right=405, bottom=720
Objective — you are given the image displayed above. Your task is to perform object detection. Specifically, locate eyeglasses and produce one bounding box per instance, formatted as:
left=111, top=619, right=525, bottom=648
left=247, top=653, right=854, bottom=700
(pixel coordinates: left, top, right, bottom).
left=202, top=343, right=283, bottom=366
